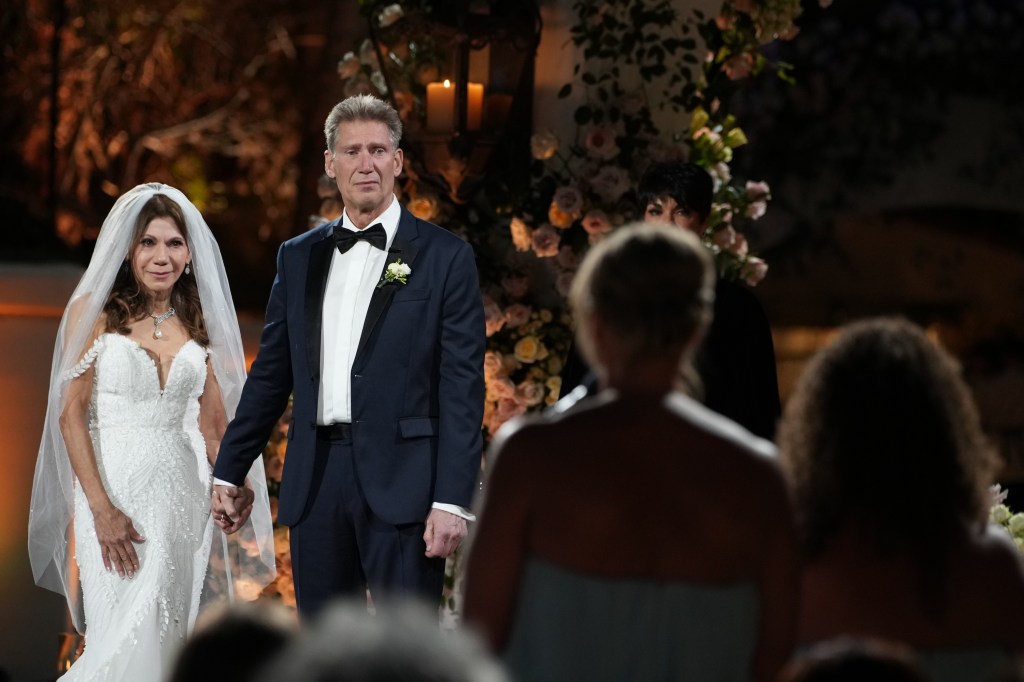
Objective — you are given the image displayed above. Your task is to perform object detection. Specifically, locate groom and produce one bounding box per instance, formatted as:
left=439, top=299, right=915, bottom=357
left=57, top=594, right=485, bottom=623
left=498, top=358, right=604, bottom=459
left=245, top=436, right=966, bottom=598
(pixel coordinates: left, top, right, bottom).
left=212, top=94, right=485, bottom=616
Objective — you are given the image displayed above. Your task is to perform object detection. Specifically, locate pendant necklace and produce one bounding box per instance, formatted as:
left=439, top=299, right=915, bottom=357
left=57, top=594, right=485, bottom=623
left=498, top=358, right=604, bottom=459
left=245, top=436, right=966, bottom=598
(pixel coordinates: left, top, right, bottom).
left=151, top=307, right=176, bottom=339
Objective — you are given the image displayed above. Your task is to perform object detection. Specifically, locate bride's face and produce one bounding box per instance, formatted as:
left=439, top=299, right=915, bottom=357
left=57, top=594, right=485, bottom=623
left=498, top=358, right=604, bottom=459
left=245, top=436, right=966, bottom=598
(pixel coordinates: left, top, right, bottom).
left=131, top=217, right=191, bottom=298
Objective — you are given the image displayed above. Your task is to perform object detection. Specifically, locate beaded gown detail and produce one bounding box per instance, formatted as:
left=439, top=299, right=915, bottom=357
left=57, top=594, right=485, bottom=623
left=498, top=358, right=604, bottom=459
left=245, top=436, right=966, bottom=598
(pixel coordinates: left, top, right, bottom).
left=60, top=333, right=214, bottom=681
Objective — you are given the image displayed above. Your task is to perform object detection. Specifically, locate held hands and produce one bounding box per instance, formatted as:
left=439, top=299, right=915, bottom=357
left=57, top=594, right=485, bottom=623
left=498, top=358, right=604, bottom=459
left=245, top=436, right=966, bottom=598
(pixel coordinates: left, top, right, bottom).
left=212, top=482, right=254, bottom=534
left=92, top=504, right=145, bottom=578
left=423, top=508, right=468, bottom=559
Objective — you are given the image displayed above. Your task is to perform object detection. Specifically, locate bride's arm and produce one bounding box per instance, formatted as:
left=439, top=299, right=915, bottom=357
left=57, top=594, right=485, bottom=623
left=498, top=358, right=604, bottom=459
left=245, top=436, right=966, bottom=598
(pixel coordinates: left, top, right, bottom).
left=199, top=357, right=253, bottom=533
left=60, top=324, right=145, bottom=578
left=198, top=356, right=227, bottom=467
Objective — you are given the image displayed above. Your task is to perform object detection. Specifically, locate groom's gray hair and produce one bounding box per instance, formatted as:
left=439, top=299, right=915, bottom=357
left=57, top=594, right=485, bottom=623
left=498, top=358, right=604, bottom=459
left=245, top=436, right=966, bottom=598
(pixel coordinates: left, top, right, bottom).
left=324, top=94, right=403, bottom=153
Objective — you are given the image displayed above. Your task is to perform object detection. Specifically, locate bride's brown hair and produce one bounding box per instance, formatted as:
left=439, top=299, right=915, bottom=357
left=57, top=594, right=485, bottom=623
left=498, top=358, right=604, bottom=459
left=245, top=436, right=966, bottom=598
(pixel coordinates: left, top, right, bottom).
left=103, top=194, right=209, bottom=346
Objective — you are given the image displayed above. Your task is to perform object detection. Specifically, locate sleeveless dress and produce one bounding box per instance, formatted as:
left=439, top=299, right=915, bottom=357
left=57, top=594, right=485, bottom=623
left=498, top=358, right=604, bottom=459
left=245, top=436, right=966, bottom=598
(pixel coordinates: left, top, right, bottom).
left=502, top=558, right=760, bottom=681
left=60, top=333, right=215, bottom=681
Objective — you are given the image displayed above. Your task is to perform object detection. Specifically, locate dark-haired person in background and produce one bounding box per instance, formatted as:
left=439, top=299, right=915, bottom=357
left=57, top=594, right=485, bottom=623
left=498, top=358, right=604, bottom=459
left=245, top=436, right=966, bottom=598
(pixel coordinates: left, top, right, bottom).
left=559, top=161, right=781, bottom=440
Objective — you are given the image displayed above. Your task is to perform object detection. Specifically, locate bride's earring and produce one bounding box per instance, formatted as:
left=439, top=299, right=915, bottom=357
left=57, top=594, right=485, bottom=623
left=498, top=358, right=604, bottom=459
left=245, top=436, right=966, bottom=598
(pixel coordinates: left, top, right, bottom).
left=185, top=263, right=191, bottom=275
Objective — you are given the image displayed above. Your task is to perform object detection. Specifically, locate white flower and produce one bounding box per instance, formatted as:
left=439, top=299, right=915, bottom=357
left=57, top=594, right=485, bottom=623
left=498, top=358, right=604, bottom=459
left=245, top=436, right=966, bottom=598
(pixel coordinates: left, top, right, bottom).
left=378, top=3, right=404, bottom=28
left=378, top=259, right=411, bottom=287
left=337, top=52, right=361, bottom=79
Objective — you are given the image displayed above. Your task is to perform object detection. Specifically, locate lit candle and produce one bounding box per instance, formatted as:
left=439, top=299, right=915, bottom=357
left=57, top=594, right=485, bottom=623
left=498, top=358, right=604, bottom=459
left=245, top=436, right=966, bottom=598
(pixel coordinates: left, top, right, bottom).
left=467, top=82, right=484, bottom=131
left=426, top=80, right=455, bottom=133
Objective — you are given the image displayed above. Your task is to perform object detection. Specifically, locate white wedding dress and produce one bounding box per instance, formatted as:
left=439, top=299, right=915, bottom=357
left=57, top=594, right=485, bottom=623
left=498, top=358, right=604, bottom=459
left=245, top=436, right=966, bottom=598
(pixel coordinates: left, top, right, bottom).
left=60, top=333, right=215, bottom=681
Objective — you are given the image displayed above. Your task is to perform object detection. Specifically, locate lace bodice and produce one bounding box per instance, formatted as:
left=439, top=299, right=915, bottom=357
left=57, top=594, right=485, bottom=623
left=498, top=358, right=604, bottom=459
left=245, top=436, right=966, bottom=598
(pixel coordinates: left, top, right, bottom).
left=75, top=333, right=208, bottom=431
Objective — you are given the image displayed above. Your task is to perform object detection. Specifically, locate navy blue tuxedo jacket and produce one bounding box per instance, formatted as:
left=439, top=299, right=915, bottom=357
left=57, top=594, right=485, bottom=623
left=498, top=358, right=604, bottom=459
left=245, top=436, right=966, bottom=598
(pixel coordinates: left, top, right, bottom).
left=214, top=206, right=485, bottom=527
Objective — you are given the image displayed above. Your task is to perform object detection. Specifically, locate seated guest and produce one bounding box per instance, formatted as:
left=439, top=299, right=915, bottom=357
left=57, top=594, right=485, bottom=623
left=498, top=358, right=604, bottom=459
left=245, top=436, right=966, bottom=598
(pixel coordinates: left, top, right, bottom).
left=463, top=223, right=799, bottom=682
left=778, top=317, right=1024, bottom=682
left=559, top=161, right=781, bottom=439
left=255, top=598, right=508, bottom=682
left=168, top=601, right=296, bottom=682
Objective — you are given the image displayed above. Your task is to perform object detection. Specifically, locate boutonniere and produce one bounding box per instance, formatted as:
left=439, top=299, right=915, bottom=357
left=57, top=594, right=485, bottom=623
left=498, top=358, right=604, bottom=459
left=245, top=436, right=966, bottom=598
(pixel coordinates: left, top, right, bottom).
left=378, top=258, right=411, bottom=288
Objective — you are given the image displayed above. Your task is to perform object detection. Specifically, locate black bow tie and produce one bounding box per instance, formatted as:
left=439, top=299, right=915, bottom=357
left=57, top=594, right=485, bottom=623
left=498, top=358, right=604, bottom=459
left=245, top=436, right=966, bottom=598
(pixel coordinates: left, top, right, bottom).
left=334, top=223, right=387, bottom=254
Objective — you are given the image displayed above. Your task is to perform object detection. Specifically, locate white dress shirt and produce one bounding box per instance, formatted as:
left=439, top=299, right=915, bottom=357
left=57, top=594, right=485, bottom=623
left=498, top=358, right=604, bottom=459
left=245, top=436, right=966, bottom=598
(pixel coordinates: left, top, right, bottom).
left=318, top=197, right=401, bottom=424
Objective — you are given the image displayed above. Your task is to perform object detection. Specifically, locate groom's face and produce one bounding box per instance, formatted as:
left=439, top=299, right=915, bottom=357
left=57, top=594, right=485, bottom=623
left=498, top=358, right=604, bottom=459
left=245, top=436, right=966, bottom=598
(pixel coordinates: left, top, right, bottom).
left=325, top=119, right=404, bottom=218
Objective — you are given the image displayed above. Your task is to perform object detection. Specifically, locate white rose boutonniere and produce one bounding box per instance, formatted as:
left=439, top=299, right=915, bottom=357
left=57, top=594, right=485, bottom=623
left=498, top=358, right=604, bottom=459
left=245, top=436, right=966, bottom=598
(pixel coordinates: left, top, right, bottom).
left=378, top=258, right=411, bottom=288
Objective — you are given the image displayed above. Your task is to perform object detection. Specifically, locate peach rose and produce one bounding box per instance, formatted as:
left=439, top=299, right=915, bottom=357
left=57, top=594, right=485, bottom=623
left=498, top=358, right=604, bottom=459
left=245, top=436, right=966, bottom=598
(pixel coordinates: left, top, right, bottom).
left=548, top=203, right=576, bottom=229
left=483, top=351, right=504, bottom=380
left=514, top=336, right=541, bottom=363
left=723, top=53, right=754, bottom=80
left=483, top=297, right=506, bottom=337
left=407, top=194, right=438, bottom=221
left=486, top=376, right=517, bottom=401
left=510, top=217, right=533, bottom=252
left=530, top=130, right=559, bottom=160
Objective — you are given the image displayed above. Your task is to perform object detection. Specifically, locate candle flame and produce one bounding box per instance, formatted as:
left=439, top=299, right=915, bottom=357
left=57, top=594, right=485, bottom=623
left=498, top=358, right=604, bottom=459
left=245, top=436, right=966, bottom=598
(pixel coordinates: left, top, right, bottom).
left=443, top=79, right=451, bottom=88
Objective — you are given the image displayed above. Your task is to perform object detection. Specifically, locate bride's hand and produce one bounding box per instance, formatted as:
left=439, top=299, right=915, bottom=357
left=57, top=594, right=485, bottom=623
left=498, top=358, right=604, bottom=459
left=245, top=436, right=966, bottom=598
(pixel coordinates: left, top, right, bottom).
left=92, top=504, right=145, bottom=578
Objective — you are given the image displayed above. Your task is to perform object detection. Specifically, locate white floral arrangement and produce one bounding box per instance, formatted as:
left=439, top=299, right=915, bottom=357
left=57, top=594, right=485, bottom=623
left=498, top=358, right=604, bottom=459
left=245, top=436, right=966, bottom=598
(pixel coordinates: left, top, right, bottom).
left=990, top=484, right=1024, bottom=552
left=379, top=259, right=411, bottom=287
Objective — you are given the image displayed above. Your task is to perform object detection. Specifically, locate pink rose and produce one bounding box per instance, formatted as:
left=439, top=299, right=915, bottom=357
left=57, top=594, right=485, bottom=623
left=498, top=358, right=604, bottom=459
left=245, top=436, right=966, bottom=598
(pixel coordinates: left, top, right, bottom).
left=531, top=224, right=561, bottom=258
left=501, top=273, right=530, bottom=300
left=581, top=209, right=612, bottom=236
left=741, top=257, right=768, bottom=286
left=589, top=166, right=631, bottom=201
left=509, top=217, right=533, bottom=252
left=711, top=226, right=737, bottom=250
left=729, top=233, right=749, bottom=259
left=553, top=185, right=584, bottom=215
left=486, top=376, right=517, bottom=401
left=504, top=303, right=532, bottom=328
left=495, top=396, right=527, bottom=425
left=515, top=380, right=546, bottom=407
left=584, top=125, right=620, bottom=160
left=746, top=199, right=768, bottom=220
left=745, top=180, right=771, bottom=200
left=336, top=52, right=361, bottom=79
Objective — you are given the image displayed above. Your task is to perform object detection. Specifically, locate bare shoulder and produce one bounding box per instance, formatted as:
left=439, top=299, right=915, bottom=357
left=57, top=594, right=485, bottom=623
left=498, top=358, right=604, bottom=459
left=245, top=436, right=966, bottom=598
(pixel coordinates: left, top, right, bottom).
left=958, top=526, right=1024, bottom=640
left=663, top=391, right=776, bottom=460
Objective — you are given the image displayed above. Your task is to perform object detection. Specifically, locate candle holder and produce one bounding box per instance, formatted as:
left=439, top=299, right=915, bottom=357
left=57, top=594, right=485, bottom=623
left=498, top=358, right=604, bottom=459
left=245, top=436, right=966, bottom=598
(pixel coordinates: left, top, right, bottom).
left=364, top=0, right=541, bottom=203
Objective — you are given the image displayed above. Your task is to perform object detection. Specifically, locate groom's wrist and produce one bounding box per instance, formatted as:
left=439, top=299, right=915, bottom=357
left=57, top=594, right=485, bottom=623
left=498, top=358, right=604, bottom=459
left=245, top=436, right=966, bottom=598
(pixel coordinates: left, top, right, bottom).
left=213, top=477, right=239, bottom=488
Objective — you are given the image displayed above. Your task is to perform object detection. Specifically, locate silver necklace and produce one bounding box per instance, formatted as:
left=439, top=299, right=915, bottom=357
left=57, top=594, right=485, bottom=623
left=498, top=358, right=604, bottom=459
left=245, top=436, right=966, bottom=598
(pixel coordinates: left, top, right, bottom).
left=150, top=307, right=176, bottom=339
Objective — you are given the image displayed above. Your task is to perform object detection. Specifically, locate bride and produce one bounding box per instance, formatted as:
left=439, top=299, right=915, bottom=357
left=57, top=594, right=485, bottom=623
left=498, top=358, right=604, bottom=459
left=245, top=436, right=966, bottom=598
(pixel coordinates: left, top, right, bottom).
left=28, top=183, right=276, bottom=680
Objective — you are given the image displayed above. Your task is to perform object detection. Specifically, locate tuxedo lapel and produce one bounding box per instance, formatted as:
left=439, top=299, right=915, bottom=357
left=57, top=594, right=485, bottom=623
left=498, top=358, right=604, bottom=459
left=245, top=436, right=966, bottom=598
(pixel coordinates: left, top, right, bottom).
left=304, top=223, right=336, bottom=378
left=354, top=210, right=421, bottom=364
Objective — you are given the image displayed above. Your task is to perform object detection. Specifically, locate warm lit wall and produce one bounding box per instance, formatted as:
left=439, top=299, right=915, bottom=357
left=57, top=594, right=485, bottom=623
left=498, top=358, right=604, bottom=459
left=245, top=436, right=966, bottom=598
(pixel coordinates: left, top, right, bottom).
left=0, top=264, right=84, bottom=682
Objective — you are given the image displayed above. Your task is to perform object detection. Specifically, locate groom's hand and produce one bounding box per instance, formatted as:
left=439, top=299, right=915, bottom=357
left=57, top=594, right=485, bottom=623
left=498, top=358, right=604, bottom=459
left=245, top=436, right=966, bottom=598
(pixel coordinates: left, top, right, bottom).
left=212, top=483, right=254, bottom=534
left=423, top=508, right=467, bottom=558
